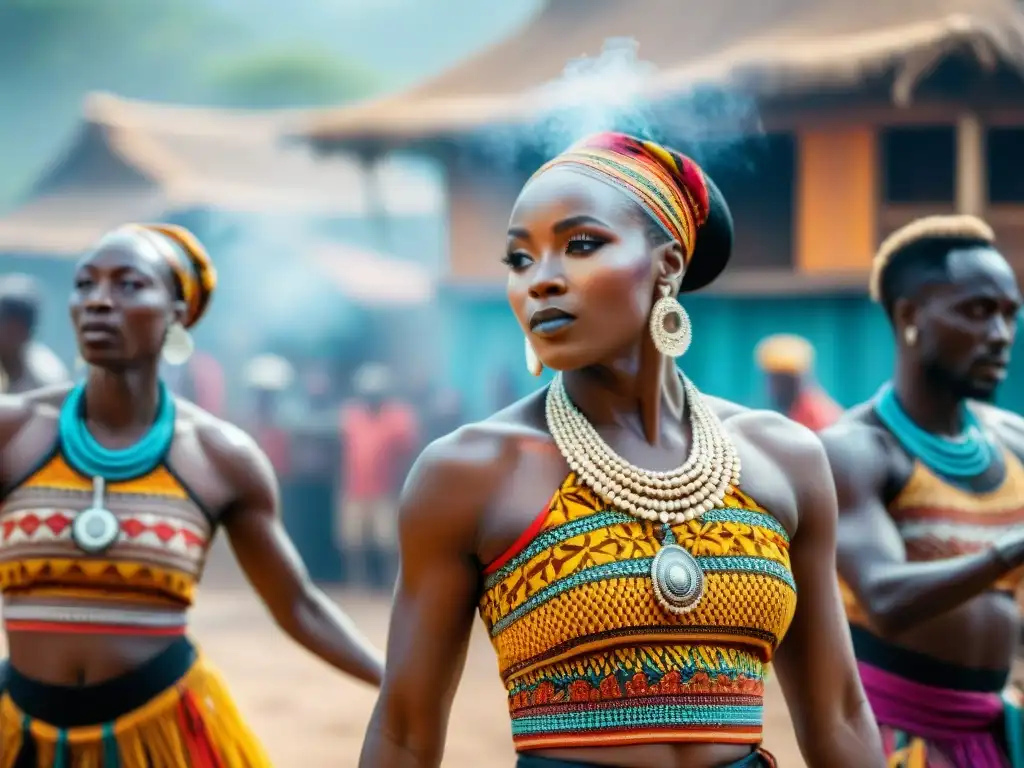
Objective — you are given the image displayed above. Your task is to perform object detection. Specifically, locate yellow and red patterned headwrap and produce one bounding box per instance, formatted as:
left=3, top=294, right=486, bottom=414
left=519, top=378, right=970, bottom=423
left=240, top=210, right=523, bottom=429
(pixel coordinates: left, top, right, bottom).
left=530, top=132, right=730, bottom=290
left=104, top=223, right=217, bottom=328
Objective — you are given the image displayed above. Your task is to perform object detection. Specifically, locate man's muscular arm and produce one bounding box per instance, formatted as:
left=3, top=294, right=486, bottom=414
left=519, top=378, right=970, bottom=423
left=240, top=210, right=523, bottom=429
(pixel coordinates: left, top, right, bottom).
left=822, top=421, right=1024, bottom=636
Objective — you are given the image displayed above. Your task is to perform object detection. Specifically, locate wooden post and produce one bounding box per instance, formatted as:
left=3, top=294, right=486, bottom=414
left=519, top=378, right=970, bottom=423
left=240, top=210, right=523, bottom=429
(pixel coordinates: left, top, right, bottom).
left=956, top=113, right=986, bottom=216
left=355, top=149, right=390, bottom=252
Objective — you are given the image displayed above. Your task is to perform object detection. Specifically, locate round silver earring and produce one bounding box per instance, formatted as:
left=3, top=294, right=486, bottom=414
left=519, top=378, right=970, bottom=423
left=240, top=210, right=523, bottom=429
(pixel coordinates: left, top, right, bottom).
left=649, top=283, right=692, bottom=358
left=904, top=325, right=918, bottom=347
left=162, top=322, right=194, bottom=366
left=524, top=336, right=543, bottom=377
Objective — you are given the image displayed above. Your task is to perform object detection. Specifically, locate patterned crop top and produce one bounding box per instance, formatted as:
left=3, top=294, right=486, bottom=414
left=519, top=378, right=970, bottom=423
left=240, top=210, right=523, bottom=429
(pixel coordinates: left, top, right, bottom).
left=842, top=447, right=1024, bottom=629
left=0, top=450, right=214, bottom=636
left=478, top=473, right=797, bottom=751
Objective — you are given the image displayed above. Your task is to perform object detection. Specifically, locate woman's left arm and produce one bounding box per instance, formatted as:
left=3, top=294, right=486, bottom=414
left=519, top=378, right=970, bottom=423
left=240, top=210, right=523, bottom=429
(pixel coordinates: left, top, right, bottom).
left=771, top=421, right=883, bottom=768
left=204, top=421, right=384, bottom=687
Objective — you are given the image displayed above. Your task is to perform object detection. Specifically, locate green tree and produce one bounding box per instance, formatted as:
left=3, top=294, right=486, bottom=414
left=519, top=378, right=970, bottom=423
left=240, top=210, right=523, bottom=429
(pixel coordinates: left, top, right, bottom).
left=204, top=47, right=383, bottom=109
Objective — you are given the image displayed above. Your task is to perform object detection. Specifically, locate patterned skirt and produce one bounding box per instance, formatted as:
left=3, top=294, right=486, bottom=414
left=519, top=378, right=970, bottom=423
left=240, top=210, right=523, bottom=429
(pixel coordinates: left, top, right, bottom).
left=0, top=637, right=272, bottom=767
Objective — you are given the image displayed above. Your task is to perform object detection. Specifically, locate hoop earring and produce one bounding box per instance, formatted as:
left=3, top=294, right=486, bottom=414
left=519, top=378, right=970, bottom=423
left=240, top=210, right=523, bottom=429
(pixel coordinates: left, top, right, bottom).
left=904, top=325, right=918, bottom=347
left=162, top=322, right=194, bottom=366
left=524, top=336, right=543, bottom=377
left=649, top=283, right=692, bottom=358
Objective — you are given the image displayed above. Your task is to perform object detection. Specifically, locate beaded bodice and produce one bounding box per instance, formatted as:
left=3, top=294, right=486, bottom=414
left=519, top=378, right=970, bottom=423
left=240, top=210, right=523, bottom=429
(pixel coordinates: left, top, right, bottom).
left=478, top=473, right=796, bottom=751
left=842, top=447, right=1024, bottom=628
left=0, top=452, right=214, bottom=634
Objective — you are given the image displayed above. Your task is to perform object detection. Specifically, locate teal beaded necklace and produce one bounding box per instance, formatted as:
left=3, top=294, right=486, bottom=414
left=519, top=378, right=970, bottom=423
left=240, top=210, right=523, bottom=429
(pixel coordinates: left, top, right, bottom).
left=58, top=380, right=176, bottom=481
left=873, top=382, right=994, bottom=478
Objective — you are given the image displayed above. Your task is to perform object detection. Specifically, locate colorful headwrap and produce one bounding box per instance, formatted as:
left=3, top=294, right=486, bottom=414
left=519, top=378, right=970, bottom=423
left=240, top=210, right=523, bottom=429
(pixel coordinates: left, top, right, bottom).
left=101, top=224, right=217, bottom=328
left=531, top=132, right=713, bottom=271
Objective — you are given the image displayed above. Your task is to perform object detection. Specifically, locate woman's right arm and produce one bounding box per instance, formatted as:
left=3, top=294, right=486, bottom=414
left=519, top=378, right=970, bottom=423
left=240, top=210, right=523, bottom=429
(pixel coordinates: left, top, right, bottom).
left=359, top=430, right=504, bottom=768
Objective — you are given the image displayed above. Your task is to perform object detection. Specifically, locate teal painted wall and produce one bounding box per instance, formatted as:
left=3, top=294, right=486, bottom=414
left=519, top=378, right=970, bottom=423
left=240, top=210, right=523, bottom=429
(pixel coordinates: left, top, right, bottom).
left=439, top=290, right=1024, bottom=421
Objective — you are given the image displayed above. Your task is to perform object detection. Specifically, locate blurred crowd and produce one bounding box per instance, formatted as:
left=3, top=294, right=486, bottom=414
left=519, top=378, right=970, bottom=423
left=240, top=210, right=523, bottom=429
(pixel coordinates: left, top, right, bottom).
left=2, top=271, right=846, bottom=595
left=0, top=271, right=480, bottom=592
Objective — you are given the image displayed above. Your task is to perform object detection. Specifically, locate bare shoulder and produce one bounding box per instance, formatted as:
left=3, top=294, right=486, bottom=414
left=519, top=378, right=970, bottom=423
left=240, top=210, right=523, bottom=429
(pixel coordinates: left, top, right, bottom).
left=972, top=400, right=1024, bottom=440
left=0, top=394, right=33, bottom=437
left=403, top=392, right=549, bottom=542
left=0, top=384, right=72, bottom=443
left=177, top=398, right=271, bottom=492
left=819, top=404, right=891, bottom=475
left=703, top=393, right=749, bottom=420
left=714, top=399, right=822, bottom=462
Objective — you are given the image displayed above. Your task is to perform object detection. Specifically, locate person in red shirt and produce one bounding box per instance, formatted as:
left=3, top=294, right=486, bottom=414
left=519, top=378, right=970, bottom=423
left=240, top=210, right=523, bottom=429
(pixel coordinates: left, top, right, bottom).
left=755, top=333, right=843, bottom=432
left=337, top=363, right=418, bottom=589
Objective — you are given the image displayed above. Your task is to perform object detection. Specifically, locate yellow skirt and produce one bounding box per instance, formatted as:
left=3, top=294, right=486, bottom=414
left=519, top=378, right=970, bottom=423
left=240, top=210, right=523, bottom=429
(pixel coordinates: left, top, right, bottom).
left=0, top=638, right=272, bottom=767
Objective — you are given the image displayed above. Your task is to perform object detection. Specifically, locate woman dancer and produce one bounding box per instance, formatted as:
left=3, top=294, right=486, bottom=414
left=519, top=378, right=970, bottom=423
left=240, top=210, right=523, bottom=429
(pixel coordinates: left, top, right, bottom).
left=360, top=133, right=883, bottom=768
left=0, top=223, right=383, bottom=767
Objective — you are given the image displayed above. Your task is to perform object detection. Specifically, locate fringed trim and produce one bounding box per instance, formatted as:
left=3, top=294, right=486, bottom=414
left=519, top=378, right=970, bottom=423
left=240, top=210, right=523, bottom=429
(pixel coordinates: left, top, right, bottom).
left=1, top=654, right=271, bottom=768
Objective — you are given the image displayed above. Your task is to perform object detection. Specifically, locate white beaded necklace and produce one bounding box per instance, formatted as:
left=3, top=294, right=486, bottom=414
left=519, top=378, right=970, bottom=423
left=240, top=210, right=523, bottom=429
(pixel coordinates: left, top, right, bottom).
left=545, top=372, right=741, bottom=525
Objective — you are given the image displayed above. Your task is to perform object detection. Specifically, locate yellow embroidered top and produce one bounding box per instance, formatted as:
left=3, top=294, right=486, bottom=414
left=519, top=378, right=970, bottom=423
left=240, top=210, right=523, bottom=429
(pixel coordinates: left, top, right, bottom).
left=0, top=451, right=214, bottom=635
left=478, top=473, right=797, bottom=751
left=842, top=448, right=1024, bottom=628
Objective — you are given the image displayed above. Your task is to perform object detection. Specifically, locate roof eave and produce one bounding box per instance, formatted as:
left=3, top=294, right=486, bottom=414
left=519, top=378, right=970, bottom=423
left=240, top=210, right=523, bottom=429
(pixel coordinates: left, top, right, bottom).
left=298, top=19, right=1024, bottom=153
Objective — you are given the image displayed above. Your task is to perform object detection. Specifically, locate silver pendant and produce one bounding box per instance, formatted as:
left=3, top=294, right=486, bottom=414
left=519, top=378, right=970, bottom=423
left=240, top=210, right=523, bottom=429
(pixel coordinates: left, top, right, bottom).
left=651, top=542, right=704, bottom=615
left=71, top=477, right=120, bottom=554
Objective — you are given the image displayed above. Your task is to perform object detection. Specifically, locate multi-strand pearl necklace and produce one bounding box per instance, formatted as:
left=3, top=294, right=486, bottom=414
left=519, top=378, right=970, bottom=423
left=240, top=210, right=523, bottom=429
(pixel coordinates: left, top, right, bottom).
left=545, top=372, right=742, bottom=615
left=545, top=373, right=741, bottom=525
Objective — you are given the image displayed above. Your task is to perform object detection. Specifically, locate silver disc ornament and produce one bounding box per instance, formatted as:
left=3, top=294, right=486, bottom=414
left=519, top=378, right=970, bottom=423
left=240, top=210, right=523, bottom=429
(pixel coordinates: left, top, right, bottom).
left=72, top=477, right=121, bottom=554
left=651, top=543, right=704, bottom=614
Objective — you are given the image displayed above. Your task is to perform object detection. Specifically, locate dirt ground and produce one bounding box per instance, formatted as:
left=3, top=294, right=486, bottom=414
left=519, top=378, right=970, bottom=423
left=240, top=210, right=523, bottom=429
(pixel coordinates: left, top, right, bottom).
left=0, top=542, right=806, bottom=767
left=188, top=591, right=805, bottom=767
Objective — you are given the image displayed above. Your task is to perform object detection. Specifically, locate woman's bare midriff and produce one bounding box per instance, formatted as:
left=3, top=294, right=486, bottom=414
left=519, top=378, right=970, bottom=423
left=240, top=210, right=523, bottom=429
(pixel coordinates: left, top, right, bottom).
left=533, top=741, right=755, bottom=768
left=7, top=631, right=179, bottom=686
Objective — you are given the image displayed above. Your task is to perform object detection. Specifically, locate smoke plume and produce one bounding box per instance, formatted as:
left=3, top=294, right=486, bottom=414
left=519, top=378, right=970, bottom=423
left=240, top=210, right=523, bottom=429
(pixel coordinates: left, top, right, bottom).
left=470, top=37, right=763, bottom=173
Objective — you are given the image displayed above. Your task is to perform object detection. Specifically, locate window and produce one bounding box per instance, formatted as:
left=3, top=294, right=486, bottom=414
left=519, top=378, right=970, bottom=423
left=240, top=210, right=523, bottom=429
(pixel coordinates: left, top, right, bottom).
left=881, top=126, right=956, bottom=204
left=987, top=127, right=1024, bottom=204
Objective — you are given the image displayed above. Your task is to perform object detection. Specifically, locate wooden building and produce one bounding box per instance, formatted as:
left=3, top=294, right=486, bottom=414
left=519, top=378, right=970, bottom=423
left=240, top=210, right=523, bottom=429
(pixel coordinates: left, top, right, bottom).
left=0, top=92, right=443, bottom=367
left=295, top=0, right=1024, bottom=417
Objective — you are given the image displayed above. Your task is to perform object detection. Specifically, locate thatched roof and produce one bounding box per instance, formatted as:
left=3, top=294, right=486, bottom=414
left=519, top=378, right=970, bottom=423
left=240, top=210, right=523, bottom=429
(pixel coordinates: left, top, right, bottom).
left=0, top=93, right=442, bottom=254
left=306, top=242, right=435, bottom=305
left=299, top=0, right=1024, bottom=146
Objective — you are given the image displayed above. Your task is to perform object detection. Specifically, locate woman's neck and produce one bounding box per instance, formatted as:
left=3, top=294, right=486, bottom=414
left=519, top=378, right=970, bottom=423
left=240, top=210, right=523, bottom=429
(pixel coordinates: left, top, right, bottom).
left=560, top=349, right=684, bottom=446
left=84, top=366, right=161, bottom=437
